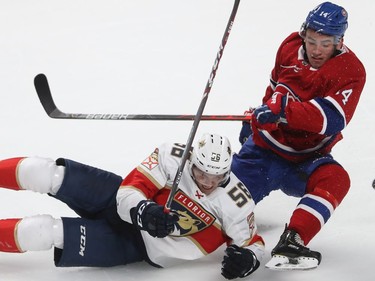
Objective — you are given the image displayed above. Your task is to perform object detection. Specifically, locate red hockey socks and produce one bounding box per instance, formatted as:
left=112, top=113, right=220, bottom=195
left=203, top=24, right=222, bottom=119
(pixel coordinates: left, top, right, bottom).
left=288, top=164, right=350, bottom=245
left=0, top=218, right=22, bottom=252
left=0, top=157, right=25, bottom=190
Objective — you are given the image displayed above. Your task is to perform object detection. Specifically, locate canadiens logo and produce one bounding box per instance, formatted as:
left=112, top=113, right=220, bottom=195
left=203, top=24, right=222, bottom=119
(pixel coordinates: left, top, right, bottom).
left=141, top=148, right=159, bottom=170
left=172, top=190, right=215, bottom=236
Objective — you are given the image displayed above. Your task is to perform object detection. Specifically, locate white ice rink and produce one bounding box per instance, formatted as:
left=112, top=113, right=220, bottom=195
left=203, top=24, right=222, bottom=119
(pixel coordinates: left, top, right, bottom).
left=1, top=1, right=374, bottom=280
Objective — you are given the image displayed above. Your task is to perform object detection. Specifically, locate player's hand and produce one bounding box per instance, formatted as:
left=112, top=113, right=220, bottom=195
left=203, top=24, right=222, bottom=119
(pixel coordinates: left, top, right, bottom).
left=221, top=245, right=260, bottom=279
left=254, top=84, right=298, bottom=125
left=131, top=200, right=179, bottom=238
left=254, top=92, right=289, bottom=124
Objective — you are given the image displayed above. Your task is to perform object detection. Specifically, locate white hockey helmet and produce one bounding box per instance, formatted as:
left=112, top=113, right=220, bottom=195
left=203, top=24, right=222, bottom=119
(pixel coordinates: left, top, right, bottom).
left=189, top=133, right=232, bottom=180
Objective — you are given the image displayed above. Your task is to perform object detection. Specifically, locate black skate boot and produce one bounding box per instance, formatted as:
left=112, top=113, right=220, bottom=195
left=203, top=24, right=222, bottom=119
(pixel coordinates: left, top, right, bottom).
left=266, top=226, right=322, bottom=270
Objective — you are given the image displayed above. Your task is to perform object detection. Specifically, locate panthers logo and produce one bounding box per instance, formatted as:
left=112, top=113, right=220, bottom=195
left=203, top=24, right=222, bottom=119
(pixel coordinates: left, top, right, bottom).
left=171, top=190, right=216, bottom=236
left=175, top=211, right=201, bottom=236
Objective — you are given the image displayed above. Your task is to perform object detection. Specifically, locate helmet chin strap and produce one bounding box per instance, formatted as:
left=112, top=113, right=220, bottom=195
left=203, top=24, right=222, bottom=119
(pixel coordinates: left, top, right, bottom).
left=218, top=172, right=231, bottom=188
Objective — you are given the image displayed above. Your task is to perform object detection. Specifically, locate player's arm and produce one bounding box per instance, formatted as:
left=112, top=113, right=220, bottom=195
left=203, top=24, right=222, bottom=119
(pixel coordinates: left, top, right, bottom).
left=116, top=145, right=178, bottom=238
left=253, top=56, right=366, bottom=134
left=219, top=182, right=265, bottom=279
left=116, top=167, right=159, bottom=223
left=286, top=74, right=365, bottom=134
left=221, top=215, right=264, bottom=279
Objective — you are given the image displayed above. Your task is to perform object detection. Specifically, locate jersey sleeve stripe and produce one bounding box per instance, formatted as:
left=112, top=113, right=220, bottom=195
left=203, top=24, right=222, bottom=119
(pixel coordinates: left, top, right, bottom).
left=325, top=96, right=347, bottom=125
left=311, top=97, right=346, bottom=135
left=309, top=99, right=327, bottom=135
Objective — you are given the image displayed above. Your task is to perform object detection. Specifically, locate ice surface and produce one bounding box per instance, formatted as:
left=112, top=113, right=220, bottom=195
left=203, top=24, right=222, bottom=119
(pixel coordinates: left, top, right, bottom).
left=1, top=1, right=374, bottom=280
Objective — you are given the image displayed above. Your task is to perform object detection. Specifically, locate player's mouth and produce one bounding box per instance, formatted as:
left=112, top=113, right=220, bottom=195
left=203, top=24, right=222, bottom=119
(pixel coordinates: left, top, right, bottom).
left=201, top=184, right=214, bottom=190
left=309, top=56, right=324, bottom=68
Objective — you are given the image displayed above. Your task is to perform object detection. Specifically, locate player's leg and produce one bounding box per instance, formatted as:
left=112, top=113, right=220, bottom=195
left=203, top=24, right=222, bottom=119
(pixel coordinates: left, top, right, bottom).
left=50, top=158, right=123, bottom=218
left=0, top=157, right=64, bottom=194
left=268, top=162, right=349, bottom=269
left=231, top=138, right=289, bottom=203
left=0, top=215, right=145, bottom=267
left=0, top=214, right=63, bottom=253
left=54, top=217, right=145, bottom=267
left=0, top=157, right=123, bottom=218
left=287, top=163, right=350, bottom=244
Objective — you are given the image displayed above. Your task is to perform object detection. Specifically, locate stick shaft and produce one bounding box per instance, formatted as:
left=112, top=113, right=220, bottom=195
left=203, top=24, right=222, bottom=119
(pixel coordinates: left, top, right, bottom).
left=165, top=0, right=241, bottom=210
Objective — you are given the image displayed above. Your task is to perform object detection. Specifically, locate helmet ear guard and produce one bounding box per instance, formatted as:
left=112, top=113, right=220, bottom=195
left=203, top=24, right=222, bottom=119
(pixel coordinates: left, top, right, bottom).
left=189, top=133, right=232, bottom=183
left=300, top=2, right=348, bottom=44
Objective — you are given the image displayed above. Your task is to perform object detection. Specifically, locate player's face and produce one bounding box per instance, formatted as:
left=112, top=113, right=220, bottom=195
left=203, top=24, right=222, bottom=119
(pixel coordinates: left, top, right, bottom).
left=192, top=166, right=226, bottom=195
left=304, top=29, right=343, bottom=69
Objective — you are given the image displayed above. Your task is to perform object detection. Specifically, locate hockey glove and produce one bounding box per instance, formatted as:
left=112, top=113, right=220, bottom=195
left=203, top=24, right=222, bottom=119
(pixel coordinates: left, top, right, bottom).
left=221, top=245, right=260, bottom=280
left=131, top=200, right=179, bottom=238
left=239, top=109, right=254, bottom=145
left=254, top=91, right=289, bottom=125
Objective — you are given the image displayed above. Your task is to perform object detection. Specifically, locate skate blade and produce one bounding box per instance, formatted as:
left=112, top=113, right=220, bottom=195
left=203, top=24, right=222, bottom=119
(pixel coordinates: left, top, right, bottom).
left=265, top=255, right=319, bottom=271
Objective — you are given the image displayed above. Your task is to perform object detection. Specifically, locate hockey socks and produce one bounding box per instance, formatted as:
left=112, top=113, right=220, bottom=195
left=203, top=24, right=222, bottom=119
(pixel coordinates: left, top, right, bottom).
left=0, top=157, right=25, bottom=190
left=289, top=164, right=350, bottom=244
left=0, top=218, right=22, bottom=252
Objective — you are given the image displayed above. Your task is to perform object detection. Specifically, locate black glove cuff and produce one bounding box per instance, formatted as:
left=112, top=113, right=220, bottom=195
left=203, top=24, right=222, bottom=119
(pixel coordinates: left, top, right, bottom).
left=130, top=200, right=153, bottom=229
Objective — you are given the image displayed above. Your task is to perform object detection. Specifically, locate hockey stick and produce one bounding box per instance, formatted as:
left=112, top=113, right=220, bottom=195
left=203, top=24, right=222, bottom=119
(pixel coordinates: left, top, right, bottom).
left=34, top=73, right=250, bottom=121
left=165, top=0, right=241, bottom=211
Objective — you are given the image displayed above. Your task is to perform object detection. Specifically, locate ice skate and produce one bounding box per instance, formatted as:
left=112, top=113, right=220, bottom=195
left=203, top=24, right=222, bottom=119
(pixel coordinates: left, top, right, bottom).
left=265, top=227, right=322, bottom=270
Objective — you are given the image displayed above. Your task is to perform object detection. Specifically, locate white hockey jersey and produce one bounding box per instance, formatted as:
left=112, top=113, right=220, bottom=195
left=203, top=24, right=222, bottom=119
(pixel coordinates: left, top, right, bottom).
left=116, top=142, right=264, bottom=267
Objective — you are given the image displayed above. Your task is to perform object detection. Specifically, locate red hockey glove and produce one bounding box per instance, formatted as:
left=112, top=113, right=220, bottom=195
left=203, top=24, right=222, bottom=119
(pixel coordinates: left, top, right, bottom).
left=254, top=93, right=288, bottom=124
left=254, top=84, right=297, bottom=125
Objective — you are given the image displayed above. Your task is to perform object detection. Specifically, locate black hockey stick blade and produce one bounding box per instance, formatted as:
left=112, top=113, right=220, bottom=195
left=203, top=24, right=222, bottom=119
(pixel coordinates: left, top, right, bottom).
left=34, top=73, right=251, bottom=121
left=34, top=73, right=65, bottom=118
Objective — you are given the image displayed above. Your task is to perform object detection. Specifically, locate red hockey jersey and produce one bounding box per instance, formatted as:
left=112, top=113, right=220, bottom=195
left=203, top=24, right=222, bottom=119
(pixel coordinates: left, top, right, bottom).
left=252, top=32, right=366, bottom=162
